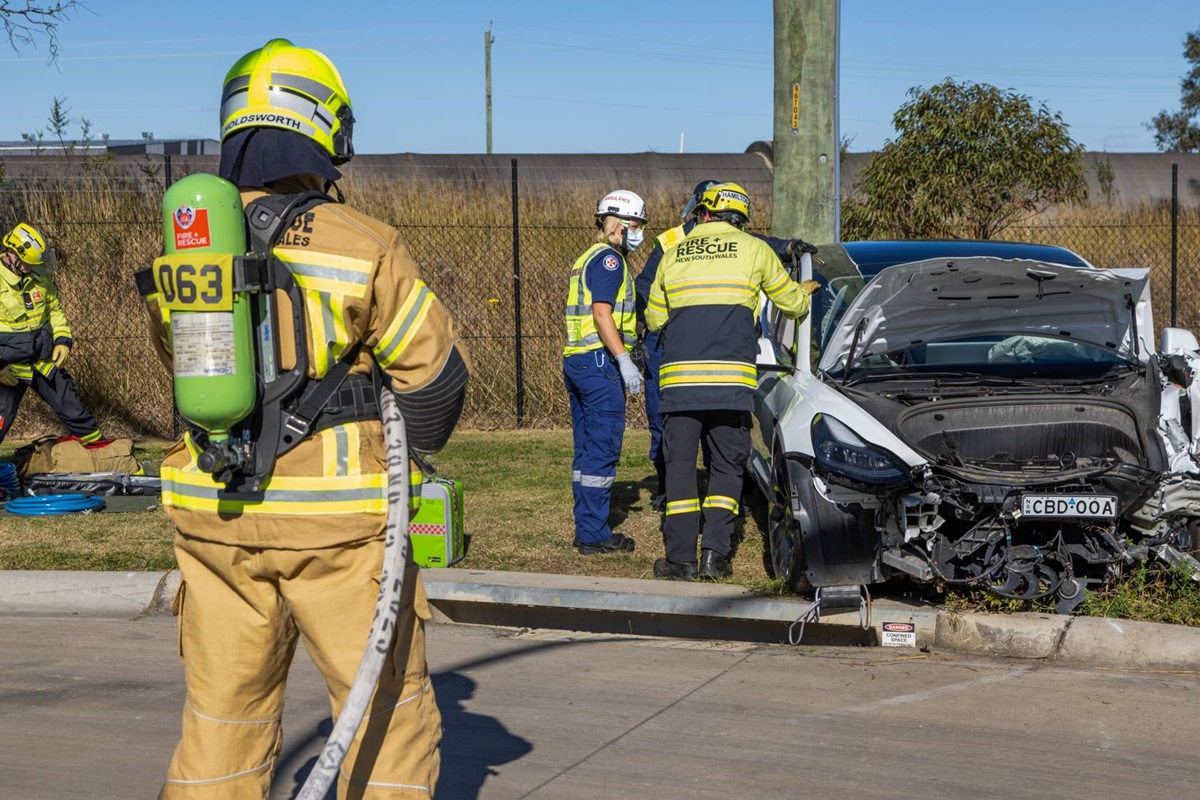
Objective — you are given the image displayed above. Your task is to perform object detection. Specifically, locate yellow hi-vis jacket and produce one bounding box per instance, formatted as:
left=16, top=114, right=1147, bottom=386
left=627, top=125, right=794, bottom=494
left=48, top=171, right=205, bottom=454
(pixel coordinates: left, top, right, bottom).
left=0, top=263, right=72, bottom=381
left=141, top=188, right=470, bottom=549
left=563, top=243, right=637, bottom=357
left=645, top=220, right=810, bottom=413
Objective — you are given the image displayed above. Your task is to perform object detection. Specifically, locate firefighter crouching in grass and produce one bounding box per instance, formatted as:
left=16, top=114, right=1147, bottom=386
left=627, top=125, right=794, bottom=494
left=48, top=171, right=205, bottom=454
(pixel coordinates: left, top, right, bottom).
left=645, top=182, right=818, bottom=581
left=140, top=39, right=469, bottom=799
left=0, top=222, right=102, bottom=445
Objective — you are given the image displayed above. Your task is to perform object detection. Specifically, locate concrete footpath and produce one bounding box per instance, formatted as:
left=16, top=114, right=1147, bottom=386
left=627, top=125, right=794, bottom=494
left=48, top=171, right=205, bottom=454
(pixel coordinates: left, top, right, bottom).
left=6, top=614, right=1197, bottom=800
left=2, top=567, right=1198, bottom=671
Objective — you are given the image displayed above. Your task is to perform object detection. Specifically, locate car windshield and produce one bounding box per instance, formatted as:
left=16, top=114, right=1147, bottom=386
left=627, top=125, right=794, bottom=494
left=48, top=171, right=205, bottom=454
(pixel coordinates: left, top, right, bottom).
left=829, top=332, right=1137, bottom=382
left=816, top=275, right=866, bottom=353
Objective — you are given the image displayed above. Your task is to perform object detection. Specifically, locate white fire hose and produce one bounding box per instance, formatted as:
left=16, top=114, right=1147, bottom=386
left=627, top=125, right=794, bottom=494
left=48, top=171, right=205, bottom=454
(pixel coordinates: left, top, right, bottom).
left=295, top=386, right=411, bottom=799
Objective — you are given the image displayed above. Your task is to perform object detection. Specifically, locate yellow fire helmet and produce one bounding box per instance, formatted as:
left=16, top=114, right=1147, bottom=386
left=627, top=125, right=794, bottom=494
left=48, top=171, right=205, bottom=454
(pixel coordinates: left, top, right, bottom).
left=220, top=38, right=355, bottom=164
left=3, top=222, right=46, bottom=266
left=697, top=182, right=751, bottom=224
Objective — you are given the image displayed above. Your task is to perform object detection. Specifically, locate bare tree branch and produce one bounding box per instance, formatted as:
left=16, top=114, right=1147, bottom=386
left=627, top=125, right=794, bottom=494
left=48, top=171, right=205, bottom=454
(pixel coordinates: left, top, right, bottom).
left=0, top=1, right=82, bottom=63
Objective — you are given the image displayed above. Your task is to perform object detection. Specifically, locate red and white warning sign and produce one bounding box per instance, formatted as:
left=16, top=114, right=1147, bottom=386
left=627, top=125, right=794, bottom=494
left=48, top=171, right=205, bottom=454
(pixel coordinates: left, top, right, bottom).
left=880, top=621, right=917, bottom=648
left=172, top=205, right=211, bottom=250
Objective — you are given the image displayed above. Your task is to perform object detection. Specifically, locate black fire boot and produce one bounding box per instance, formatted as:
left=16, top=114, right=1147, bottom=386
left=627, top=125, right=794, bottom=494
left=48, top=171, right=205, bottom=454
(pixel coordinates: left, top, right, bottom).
left=696, top=550, right=733, bottom=580
left=653, top=558, right=697, bottom=581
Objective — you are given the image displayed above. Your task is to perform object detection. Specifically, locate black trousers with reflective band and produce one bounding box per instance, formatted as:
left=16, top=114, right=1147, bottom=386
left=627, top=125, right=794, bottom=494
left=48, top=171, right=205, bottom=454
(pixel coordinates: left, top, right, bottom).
left=661, top=409, right=751, bottom=563
left=0, top=367, right=100, bottom=445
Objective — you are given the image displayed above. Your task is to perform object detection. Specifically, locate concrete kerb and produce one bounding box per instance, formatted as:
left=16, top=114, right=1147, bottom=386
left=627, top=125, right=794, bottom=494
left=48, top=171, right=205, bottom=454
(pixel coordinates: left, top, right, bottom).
left=1, top=568, right=1197, bottom=671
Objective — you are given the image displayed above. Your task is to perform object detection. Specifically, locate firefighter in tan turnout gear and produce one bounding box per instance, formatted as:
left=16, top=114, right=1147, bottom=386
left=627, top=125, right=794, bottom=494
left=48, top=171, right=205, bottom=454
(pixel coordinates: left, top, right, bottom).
left=141, top=39, right=469, bottom=799
left=645, top=182, right=818, bottom=581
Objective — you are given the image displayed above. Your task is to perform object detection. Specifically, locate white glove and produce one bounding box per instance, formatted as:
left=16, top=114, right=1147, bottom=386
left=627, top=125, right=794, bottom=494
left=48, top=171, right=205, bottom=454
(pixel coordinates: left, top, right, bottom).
left=615, top=352, right=642, bottom=395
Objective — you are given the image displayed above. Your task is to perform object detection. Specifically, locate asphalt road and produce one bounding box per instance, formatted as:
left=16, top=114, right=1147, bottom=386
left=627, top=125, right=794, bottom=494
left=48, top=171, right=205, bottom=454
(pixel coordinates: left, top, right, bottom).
left=1, top=616, right=1195, bottom=800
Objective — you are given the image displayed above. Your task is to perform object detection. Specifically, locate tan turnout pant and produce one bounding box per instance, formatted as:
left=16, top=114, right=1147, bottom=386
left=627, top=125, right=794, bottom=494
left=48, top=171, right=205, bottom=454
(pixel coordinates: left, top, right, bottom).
left=160, top=535, right=442, bottom=799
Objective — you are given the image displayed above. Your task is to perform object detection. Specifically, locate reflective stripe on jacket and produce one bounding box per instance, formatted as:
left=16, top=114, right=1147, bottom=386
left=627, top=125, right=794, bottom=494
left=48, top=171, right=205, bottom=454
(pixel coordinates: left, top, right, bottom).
left=563, top=243, right=637, bottom=357
left=145, top=188, right=467, bottom=549
left=645, top=220, right=810, bottom=413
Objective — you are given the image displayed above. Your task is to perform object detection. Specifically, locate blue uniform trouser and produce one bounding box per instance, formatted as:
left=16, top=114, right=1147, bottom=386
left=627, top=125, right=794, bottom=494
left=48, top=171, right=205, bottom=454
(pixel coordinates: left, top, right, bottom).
left=642, top=331, right=665, bottom=490
left=563, top=350, right=626, bottom=544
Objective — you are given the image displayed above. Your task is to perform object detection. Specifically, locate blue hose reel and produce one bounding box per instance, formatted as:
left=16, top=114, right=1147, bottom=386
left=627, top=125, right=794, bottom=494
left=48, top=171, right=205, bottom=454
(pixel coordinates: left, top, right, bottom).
left=4, top=493, right=106, bottom=516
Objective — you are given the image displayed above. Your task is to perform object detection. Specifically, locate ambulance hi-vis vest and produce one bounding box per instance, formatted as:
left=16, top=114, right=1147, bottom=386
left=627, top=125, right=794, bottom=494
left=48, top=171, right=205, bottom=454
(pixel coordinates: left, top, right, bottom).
left=563, top=243, right=637, bottom=357
left=145, top=188, right=463, bottom=549
left=654, top=224, right=688, bottom=253
left=644, top=220, right=810, bottom=414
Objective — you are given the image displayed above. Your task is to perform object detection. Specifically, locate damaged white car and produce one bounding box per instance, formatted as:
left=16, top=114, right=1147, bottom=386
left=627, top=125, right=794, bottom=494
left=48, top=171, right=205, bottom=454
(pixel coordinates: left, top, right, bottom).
left=751, top=244, right=1200, bottom=613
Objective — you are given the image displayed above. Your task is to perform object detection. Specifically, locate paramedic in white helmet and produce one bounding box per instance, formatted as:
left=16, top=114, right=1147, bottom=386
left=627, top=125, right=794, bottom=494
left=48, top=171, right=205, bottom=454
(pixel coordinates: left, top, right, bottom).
left=561, top=190, right=646, bottom=555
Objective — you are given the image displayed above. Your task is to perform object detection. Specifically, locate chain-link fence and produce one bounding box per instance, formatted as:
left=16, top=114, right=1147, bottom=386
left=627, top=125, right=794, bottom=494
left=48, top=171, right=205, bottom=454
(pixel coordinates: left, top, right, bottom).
left=3, top=155, right=1199, bottom=439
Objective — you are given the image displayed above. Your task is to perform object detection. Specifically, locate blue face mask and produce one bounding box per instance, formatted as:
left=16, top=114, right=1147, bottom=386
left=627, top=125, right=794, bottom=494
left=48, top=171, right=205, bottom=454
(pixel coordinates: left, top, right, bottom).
left=622, top=225, right=644, bottom=252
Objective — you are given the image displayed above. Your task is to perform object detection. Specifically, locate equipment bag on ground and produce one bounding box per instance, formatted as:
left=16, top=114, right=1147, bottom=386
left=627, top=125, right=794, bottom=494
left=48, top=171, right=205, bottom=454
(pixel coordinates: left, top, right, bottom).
left=12, top=436, right=141, bottom=481
left=26, top=472, right=162, bottom=497
left=410, top=476, right=464, bottom=567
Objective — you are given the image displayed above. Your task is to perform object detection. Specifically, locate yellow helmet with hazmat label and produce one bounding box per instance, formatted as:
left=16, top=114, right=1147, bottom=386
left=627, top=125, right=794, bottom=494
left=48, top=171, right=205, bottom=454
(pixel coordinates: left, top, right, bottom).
left=3, top=222, right=46, bottom=266
left=696, top=182, right=751, bottom=225
left=220, top=38, right=355, bottom=164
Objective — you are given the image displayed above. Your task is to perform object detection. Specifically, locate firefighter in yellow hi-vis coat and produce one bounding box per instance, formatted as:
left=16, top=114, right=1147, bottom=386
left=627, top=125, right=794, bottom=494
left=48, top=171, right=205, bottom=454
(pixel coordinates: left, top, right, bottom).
left=141, top=40, right=469, bottom=799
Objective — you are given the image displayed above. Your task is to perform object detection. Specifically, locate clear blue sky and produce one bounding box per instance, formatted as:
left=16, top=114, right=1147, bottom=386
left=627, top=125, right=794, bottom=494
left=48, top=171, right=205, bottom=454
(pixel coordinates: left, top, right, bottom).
left=2, top=0, right=1197, bottom=154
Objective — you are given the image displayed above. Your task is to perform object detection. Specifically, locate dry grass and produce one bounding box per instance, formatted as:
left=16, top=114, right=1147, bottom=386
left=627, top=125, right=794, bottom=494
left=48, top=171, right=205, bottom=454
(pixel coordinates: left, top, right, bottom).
left=1, top=159, right=1196, bottom=438
left=4, top=429, right=1197, bottom=624
left=0, top=430, right=774, bottom=585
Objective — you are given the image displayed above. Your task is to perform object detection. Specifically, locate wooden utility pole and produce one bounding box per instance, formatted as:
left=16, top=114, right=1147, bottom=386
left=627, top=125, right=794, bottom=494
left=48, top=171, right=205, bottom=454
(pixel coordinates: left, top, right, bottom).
left=485, top=24, right=495, bottom=154
left=772, top=0, right=839, bottom=243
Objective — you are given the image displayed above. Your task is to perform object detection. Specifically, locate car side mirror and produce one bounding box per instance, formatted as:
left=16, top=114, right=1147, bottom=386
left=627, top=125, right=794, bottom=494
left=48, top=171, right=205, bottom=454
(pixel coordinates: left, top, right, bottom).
left=1160, top=327, right=1200, bottom=354
left=1163, top=353, right=1194, bottom=388
left=756, top=336, right=791, bottom=373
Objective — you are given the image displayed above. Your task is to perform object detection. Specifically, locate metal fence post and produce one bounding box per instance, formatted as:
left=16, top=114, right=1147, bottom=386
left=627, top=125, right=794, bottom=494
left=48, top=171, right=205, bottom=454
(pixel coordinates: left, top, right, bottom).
left=1171, top=162, right=1179, bottom=328
left=511, top=157, right=525, bottom=428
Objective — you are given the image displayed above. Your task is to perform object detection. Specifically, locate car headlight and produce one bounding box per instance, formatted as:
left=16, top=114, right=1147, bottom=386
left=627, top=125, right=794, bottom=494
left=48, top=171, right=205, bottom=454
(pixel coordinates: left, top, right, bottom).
left=811, top=414, right=909, bottom=486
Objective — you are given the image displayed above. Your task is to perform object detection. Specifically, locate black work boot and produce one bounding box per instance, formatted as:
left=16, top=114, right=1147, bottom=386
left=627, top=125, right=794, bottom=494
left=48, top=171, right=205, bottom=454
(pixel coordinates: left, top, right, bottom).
left=696, top=550, right=733, bottom=580
left=575, top=532, right=636, bottom=555
left=653, top=558, right=697, bottom=581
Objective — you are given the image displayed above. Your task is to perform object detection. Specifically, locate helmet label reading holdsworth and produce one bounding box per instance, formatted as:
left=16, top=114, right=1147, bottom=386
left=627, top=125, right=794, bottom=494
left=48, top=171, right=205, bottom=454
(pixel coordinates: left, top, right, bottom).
left=222, top=113, right=303, bottom=133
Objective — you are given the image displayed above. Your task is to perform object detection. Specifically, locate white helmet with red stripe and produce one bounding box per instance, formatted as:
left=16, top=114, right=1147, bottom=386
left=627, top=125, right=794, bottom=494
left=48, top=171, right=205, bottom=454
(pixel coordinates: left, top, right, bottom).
left=594, top=190, right=648, bottom=224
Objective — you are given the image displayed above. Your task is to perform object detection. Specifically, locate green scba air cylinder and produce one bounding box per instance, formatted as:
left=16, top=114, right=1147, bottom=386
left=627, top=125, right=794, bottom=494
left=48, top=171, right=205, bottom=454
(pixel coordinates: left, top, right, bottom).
left=155, top=173, right=255, bottom=441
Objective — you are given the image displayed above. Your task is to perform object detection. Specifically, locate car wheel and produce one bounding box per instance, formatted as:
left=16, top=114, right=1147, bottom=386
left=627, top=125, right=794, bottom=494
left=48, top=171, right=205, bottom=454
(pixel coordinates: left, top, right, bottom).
left=766, top=450, right=811, bottom=592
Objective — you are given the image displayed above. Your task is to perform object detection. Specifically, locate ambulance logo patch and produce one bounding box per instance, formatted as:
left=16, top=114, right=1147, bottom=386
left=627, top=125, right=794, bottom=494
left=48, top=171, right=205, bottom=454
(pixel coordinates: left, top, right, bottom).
left=174, top=206, right=195, bottom=229
left=603, top=255, right=619, bottom=271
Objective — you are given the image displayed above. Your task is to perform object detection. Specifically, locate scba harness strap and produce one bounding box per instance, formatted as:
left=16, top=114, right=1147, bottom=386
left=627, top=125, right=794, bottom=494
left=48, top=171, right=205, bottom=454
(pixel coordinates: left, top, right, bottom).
left=137, top=190, right=379, bottom=489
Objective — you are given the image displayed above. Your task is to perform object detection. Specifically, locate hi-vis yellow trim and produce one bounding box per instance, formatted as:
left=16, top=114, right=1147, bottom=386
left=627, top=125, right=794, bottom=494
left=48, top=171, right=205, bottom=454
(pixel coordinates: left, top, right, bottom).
left=665, top=498, right=701, bottom=516
left=12, top=359, right=56, bottom=380
left=320, top=424, right=362, bottom=477
left=663, top=276, right=757, bottom=305
left=275, top=248, right=373, bottom=298
left=161, top=466, right=387, bottom=516
left=655, top=225, right=687, bottom=251
left=659, top=361, right=757, bottom=389
left=374, top=280, right=435, bottom=368
left=304, top=289, right=350, bottom=377
left=702, top=495, right=740, bottom=514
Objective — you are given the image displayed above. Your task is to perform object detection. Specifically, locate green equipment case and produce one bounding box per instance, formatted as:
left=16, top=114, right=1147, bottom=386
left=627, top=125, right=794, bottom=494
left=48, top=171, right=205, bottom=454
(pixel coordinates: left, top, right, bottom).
left=409, top=476, right=464, bottom=568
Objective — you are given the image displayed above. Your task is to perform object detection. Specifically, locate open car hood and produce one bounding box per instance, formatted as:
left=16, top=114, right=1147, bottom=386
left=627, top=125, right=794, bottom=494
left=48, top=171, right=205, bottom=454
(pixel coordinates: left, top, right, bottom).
left=818, top=257, right=1152, bottom=373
